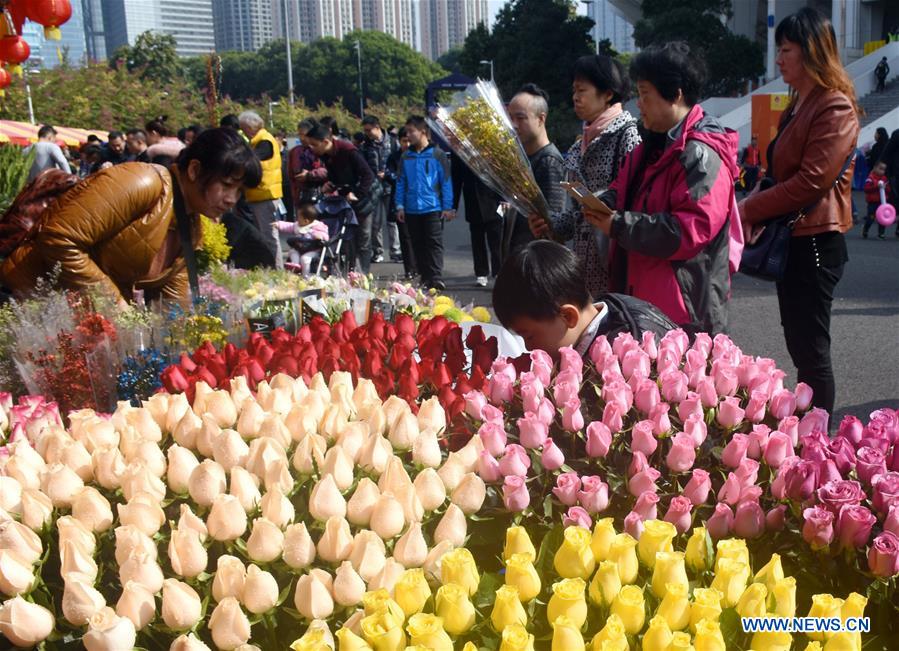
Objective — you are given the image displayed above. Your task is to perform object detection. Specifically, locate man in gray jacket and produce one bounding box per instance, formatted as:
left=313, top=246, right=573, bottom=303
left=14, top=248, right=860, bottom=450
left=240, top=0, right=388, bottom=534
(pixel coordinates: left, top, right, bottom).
left=24, top=125, right=72, bottom=181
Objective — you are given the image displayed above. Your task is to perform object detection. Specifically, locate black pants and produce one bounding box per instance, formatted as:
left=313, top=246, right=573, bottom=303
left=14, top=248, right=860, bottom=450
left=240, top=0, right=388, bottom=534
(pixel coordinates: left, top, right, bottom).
left=863, top=202, right=886, bottom=237
left=406, top=212, right=444, bottom=285
left=877, top=77, right=886, bottom=92
left=470, top=218, right=503, bottom=278
left=396, top=218, right=417, bottom=276
left=776, top=232, right=847, bottom=415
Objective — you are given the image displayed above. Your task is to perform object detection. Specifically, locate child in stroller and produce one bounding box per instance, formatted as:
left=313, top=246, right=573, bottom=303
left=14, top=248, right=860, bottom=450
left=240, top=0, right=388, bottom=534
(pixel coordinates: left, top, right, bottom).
left=277, top=195, right=358, bottom=276
left=275, top=203, right=329, bottom=275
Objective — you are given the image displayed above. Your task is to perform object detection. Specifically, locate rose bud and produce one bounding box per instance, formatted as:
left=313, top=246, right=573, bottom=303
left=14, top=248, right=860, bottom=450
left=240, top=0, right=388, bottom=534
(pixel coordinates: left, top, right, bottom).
left=162, top=579, right=203, bottom=630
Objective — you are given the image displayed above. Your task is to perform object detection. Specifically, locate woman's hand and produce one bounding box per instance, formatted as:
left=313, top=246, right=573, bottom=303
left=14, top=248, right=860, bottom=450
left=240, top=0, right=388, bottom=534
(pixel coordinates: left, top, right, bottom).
left=528, top=213, right=551, bottom=237
left=583, top=208, right=614, bottom=235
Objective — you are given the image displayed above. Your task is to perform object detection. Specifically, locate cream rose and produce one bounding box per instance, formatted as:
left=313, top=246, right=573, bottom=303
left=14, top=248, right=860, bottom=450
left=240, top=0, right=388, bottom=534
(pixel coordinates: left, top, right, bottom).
left=162, top=578, right=202, bottom=630
left=317, top=516, right=354, bottom=563
left=166, top=444, right=200, bottom=494
left=116, top=581, right=156, bottom=630
left=229, top=467, right=262, bottom=513
left=60, top=440, right=93, bottom=481
left=308, top=474, right=347, bottom=522
left=83, top=606, right=137, bottom=651
left=208, top=597, right=251, bottom=650
left=438, top=453, right=467, bottom=492
left=0, top=596, right=55, bottom=646
left=119, top=551, right=165, bottom=594
left=173, top=410, right=202, bottom=451
left=207, top=494, right=249, bottom=542
left=393, top=522, right=429, bottom=568
left=71, top=486, right=114, bottom=533
left=349, top=530, right=387, bottom=583
left=127, top=440, right=167, bottom=478
left=414, top=468, right=447, bottom=512
left=188, top=459, right=227, bottom=508
left=333, top=561, right=366, bottom=607
left=283, top=523, right=317, bottom=569
left=242, top=564, right=279, bottom=614
left=177, top=504, right=208, bottom=541
left=20, top=488, right=53, bottom=531
left=367, top=557, right=406, bottom=593
left=0, top=550, right=35, bottom=596
left=247, top=436, right=289, bottom=479
left=61, top=577, right=106, bottom=626
left=120, top=462, right=166, bottom=502
left=388, top=410, right=420, bottom=450
left=347, top=478, right=381, bottom=527
left=321, top=445, right=355, bottom=491
left=294, top=573, right=334, bottom=620
left=0, top=519, right=42, bottom=564
left=60, top=539, right=99, bottom=583
left=260, top=487, right=295, bottom=529
left=412, top=427, right=443, bottom=468
left=358, top=434, right=392, bottom=476
left=236, top=398, right=265, bottom=439
left=170, top=633, right=212, bottom=651
left=117, top=492, right=166, bottom=537
left=213, top=428, right=250, bottom=472
left=203, top=390, right=238, bottom=428
left=168, top=529, right=208, bottom=578
left=114, top=525, right=156, bottom=566
left=212, top=555, right=246, bottom=603
left=91, top=446, right=126, bottom=490
left=246, top=518, right=284, bottom=563
left=40, top=463, right=84, bottom=508
left=451, top=473, right=487, bottom=514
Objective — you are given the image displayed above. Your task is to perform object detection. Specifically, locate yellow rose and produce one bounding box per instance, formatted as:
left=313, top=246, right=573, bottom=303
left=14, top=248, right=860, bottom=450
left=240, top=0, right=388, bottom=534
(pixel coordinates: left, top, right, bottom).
left=651, top=551, right=688, bottom=599
left=694, top=618, right=726, bottom=651
left=658, top=581, right=691, bottom=631
left=433, top=304, right=450, bottom=316
left=471, top=307, right=491, bottom=323
left=753, top=553, right=785, bottom=595
left=362, top=589, right=405, bottom=623
left=393, top=569, right=431, bottom=617
left=499, top=623, right=535, bottom=651
left=685, top=526, right=712, bottom=574
left=588, top=560, right=621, bottom=607
left=491, top=585, right=527, bottom=632
left=751, top=630, right=793, bottom=651
left=440, top=548, right=480, bottom=595
left=642, top=615, right=674, bottom=651
left=690, top=588, right=723, bottom=633
left=360, top=610, right=406, bottom=651
left=714, top=538, right=749, bottom=570
left=590, top=614, right=628, bottom=650
left=405, top=613, right=453, bottom=651
left=505, top=554, right=541, bottom=602
left=667, top=631, right=696, bottom=651
left=821, top=631, right=861, bottom=650
left=461, top=644, right=479, bottom=651
left=591, top=518, right=616, bottom=561
left=610, top=584, right=645, bottom=635
left=291, top=625, right=335, bottom=651
left=434, top=295, right=453, bottom=307
left=804, top=644, right=823, bottom=651
left=772, top=577, right=796, bottom=618
left=547, top=578, right=587, bottom=628
left=553, top=526, right=596, bottom=579
left=434, top=583, right=476, bottom=636
left=551, top=615, right=585, bottom=651
left=841, top=592, right=867, bottom=622
left=736, top=582, right=768, bottom=619
left=807, top=594, right=844, bottom=642
left=710, top=557, right=750, bottom=608
left=335, top=627, right=372, bottom=650
left=637, top=520, right=677, bottom=568
left=504, top=526, right=537, bottom=562
left=607, top=533, right=639, bottom=584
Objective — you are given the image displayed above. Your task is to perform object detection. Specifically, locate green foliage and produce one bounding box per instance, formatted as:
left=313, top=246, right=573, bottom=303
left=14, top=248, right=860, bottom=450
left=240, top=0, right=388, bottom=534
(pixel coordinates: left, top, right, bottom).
left=0, top=144, right=34, bottom=213
left=634, top=0, right=764, bottom=96
left=111, top=31, right=183, bottom=85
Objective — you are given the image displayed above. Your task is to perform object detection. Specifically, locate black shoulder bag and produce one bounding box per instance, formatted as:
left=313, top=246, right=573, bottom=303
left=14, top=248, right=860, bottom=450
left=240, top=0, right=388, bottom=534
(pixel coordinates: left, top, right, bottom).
left=171, top=175, right=201, bottom=304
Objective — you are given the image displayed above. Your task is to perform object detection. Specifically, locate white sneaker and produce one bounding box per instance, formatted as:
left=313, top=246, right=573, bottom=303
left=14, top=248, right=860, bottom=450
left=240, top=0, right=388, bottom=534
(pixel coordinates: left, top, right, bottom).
left=476, top=276, right=488, bottom=287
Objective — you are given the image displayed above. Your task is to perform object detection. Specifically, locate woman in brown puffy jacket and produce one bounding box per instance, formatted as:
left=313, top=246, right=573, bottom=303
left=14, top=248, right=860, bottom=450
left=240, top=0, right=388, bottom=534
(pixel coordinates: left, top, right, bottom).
left=1, top=128, right=262, bottom=305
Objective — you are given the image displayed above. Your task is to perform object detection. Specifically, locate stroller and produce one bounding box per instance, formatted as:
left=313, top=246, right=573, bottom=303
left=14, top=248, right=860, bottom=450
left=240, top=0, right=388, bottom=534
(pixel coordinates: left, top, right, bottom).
left=286, top=193, right=358, bottom=277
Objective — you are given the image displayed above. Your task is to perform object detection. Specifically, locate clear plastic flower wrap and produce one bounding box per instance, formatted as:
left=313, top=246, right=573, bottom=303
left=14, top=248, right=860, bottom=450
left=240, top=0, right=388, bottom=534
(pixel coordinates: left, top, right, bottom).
left=428, top=79, right=554, bottom=236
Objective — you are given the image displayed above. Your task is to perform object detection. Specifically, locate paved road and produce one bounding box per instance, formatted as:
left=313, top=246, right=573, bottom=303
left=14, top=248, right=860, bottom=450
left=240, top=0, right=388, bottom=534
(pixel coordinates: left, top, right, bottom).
left=370, top=207, right=899, bottom=420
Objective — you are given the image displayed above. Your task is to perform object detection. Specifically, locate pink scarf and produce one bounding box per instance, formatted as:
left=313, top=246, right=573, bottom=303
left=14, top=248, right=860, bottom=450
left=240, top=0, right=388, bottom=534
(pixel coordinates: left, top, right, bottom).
left=581, top=103, right=623, bottom=154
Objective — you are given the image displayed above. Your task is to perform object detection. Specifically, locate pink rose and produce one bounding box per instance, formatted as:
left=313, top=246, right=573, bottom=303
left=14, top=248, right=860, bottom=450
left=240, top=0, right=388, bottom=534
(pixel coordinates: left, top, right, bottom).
left=721, top=433, right=750, bottom=468
left=884, top=504, right=899, bottom=537
left=815, top=480, right=864, bottom=516
left=691, top=332, right=712, bottom=358
left=837, top=415, right=864, bottom=448
left=769, top=390, right=797, bottom=421
left=492, top=357, right=518, bottom=383
left=478, top=420, right=508, bottom=456
left=631, top=420, right=658, bottom=457
left=602, top=380, right=633, bottom=413
left=529, top=350, right=553, bottom=386
left=649, top=403, right=672, bottom=435
left=736, top=359, right=760, bottom=390
left=660, top=370, right=689, bottom=403
left=634, top=378, right=660, bottom=415
left=697, top=378, right=718, bottom=409
left=771, top=456, right=800, bottom=500
left=868, top=531, right=899, bottom=578
left=628, top=467, right=661, bottom=497
left=872, top=472, right=899, bottom=515
left=733, top=499, right=765, bottom=539
left=707, top=503, right=734, bottom=539
left=663, top=496, right=693, bottom=534
left=499, top=444, right=531, bottom=477
left=602, top=402, right=624, bottom=433
left=563, top=506, right=592, bottom=529
left=802, top=505, right=834, bottom=550
left=552, top=472, right=580, bottom=506
left=717, top=472, right=742, bottom=506
left=536, top=398, right=555, bottom=427
left=716, top=397, right=745, bottom=429
left=612, top=331, right=637, bottom=359
left=766, top=505, right=787, bottom=531
left=621, top=348, right=650, bottom=380
left=561, top=398, right=585, bottom=432
left=516, top=413, right=547, bottom=450
left=520, top=381, right=543, bottom=416
left=577, top=476, right=609, bottom=514
left=683, top=348, right=706, bottom=380
left=588, top=336, right=613, bottom=367
left=641, top=331, right=658, bottom=358
left=628, top=451, right=649, bottom=478
left=482, top=404, right=504, bottom=424
left=540, top=438, right=565, bottom=471
left=713, top=366, right=738, bottom=398
left=677, top=393, right=703, bottom=422
left=489, top=374, right=514, bottom=405
left=763, top=431, right=794, bottom=468
left=683, top=413, right=707, bottom=447
left=586, top=422, right=612, bottom=458
left=784, top=459, right=819, bottom=502
left=817, top=459, right=842, bottom=486
left=463, top=391, right=488, bottom=420
left=794, top=382, right=814, bottom=411
left=477, top=450, right=502, bottom=483
left=888, top=443, right=899, bottom=473
left=666, top=433, right=696, bottom=473
left=633, top=490, right=659, bottom=521
left=798, top=408, right=830, bottom=439
left=683, top=469, right=711, bottom=505
left=744, top=390, right=768, bottom=424
left=857, top=447, right=887, bottom=485
left=836, top=504, right=876, bottom=550
left=735, top=458, right=760, bottom=488
left=778, top=416, right=799, bottom=446
left=864, top=409, right=899, bottom=445
left=624, top=511, right=644, bottom=539
left=502, top=475, right=530, bottom=512
left=559, top=347, right=583, bottom=377
left=747, top=424, right=770, bottom=459
left=553, top=379, right=580, bottom=409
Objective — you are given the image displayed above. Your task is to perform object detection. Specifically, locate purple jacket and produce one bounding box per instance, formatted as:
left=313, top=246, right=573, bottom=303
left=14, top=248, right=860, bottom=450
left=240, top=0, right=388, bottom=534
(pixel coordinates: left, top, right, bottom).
left=601, top=104, right=741, bottom=335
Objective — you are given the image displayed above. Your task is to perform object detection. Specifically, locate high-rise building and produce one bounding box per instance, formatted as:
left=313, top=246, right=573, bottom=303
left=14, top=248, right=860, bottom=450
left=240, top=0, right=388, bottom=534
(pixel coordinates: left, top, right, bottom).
left=273, top=0, right=414, bottom=49
left=83, top=0, right=107, bottom=62
left=213, top=0, right=272, bottom=52
left=585, top=0, right=635, bottom=55
left=419, top=0, right=489, bottom=61
left=102, top=0, right=215, bottom=58
left=22, top=0, right=88, bottom=68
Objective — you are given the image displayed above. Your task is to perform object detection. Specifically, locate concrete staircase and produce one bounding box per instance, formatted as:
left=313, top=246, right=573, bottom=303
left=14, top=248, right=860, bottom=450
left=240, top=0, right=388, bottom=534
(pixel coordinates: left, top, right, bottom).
left=859, top=77, right=899, bottom=127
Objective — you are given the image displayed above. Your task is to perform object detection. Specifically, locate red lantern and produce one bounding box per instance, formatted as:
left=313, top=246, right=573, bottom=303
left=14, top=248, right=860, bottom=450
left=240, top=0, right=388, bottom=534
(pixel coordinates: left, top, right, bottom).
left=26, top=0, right=72, bottom=41
left=0, top=66, right=11, bottom=98
left=4, top=2, right=28, bottom=35
left=0, top=36, right=30, bottom=75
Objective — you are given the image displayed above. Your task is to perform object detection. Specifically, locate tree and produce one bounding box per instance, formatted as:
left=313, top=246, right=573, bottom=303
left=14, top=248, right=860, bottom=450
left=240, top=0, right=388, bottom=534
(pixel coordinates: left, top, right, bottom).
left=437, top=47, right=464, bottom=72
left=634, top=0, right=764, bottom=96
left=111, top=31, right=182, bottom=85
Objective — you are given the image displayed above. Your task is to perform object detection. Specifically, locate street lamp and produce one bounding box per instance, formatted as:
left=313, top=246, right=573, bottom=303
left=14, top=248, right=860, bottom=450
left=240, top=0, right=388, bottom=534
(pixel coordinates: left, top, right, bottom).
left=282, top=0, right=295, bottom=105
left=479, top=59, right=494, bottom=82
left=268, top=101, right=279, bottom=129
left=354, top=40, right=364, bottom=117
left=23, top=67, right=37, bottom=125
left=580, top=0, right=600, bottom=55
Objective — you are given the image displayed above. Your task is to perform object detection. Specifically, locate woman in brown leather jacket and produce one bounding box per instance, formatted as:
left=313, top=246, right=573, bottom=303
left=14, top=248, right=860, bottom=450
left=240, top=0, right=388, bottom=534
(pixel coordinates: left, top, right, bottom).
left=1, top=128, right=262, bottom=305
left=738, top=8, right=860, bottom=414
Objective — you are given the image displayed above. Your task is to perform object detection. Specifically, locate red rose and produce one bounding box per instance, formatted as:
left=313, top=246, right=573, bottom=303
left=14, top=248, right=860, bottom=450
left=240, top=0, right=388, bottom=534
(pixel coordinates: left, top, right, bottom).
left=205, top=354, right=228, bottom=382
left=444, top=328, right=465, bottom=375
left=433, top=362, right=453, bottom=389
left=454, top=373, right=474, bottom=397
left=332, top=322, right=347, bottom=344
left=179, top=353, right=197, bottom=373
left=195, top=366, right=218, bottom=388
left=469, top=365, right=487, bottom=390
left=161, top=366, right=190, bottom=393
left=340, top=309, right=358, bottom=333
left=271, top=328, right=291, bottom=346
left=395, top=312, right=415, bottom=336
left=388, top=344, right=412, bottom=371
left=364, top=353, right=384, bottom=378
left=384, top=323, right=398, bottom=343
left=465, top=325, right=486, bottom=349
left=247, top=358, right=265, bottom=383
left=398, top=373, right=419, bottom=402
left=295, top=325, right=312, bottom=343
left=273, top=355, right=299, bottom=376
left=223, top=343, right=239, bottom=370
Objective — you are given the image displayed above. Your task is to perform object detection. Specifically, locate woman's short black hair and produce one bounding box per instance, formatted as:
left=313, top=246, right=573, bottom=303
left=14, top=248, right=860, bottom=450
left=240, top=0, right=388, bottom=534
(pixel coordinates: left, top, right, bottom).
left=572, top=55, right=631, bottom=104
left=876, top=127, right=888, bottom=142
left=177, top=127, right=262, bottom=189
left=492, top=240, right=592, bottom=327
left=306, top=124, right=332, bottom=141
left=630, top=41, right=706, bottom=106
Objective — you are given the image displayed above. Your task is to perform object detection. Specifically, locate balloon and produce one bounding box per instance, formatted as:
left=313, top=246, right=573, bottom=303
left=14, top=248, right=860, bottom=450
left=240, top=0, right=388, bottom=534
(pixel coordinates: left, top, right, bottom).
left=875, top=202, right=896, bottom=227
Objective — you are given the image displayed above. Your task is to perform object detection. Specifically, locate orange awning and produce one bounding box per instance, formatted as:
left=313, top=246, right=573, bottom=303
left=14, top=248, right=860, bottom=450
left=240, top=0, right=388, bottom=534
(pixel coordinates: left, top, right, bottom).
left=0, top=120, right=108, bottom=148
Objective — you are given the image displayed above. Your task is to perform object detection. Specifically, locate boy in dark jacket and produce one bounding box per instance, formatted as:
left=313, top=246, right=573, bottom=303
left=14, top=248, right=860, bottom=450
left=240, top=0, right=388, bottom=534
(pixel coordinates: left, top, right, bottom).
left=395, top=115, right=454, bottom=290
left=863, top=160, right=890, bottom=239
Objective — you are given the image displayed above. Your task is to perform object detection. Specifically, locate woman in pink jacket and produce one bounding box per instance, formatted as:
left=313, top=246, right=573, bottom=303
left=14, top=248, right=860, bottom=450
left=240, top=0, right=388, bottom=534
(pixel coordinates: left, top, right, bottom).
left=585, top=42, right=742, bottom=336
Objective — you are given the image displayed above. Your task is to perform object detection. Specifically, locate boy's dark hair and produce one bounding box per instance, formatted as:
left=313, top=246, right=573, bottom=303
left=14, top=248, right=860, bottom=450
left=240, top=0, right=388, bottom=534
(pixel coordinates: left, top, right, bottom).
left=87, top=134, right=102, bottom=143
left=298, top=118, right=318, bottom=133
left=108, top=130, right=124, bottom=141
left=125, top=128, right=147, bottom=142
left=361, top=115, right=380, bottom=127
left=492, top=240, right=592, bottom=326
left=630, top=41, right=706, bottom=106
left=405, top=115, right=428, bottom=131
left=220, top=114, right=240, bottom=130
left=318, top=116, right=340, bottom=136
left=573, top=55, right=631, bottom=104
left=306, top=124, right=332, bottom=141
left=37, top=125, right=57, bottom=139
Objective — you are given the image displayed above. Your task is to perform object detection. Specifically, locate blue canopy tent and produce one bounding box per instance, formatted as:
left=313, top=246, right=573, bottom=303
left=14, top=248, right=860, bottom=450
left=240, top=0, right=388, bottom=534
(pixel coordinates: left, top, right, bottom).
left=425, top=72, right=477, bottom=112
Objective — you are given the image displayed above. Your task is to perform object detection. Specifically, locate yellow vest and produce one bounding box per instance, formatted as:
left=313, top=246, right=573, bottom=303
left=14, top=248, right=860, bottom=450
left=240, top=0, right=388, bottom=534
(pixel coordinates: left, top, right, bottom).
left=245, top=128, right=283, bottom=202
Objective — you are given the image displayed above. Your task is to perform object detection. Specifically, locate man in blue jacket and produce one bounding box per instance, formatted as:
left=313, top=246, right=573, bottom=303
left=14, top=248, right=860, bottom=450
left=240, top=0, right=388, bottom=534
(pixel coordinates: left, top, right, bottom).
left=395, top=115, right=454, bottom=290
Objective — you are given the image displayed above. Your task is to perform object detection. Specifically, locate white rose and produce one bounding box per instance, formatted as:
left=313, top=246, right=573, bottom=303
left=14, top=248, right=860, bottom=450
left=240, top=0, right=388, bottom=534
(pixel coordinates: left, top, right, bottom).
left=0, top=596, right=55, bottom=646
left=294, top=573, right=334, bottom=620
left=336, top=422, right=368, bottom=463
left=203, top=390, right=238, bottom=428
left=271, top=371, right=308, bottom=402
left=0, top=550, right=35, bottom=596
left=367, top=557, right=405, bottom=593
left=117, top=492, right=166, bottom=537
left=0, top=520, right=42, bottom=564
left=142, top=392, right=170, bottom=429
left=369, top=493, right=405, bottom=540
left=236, top=398, right=265, bottom=439
left=207, top=494, right=248, bottom=542
left=164, top=392, right=192, bottom=434
left=171, top=633, right=212, bottom=651
left=60, top=539, right=99, bottom=583
left=365, top=403, right=388, bottom=438
left=348, top=530, right=387, bottom=583
left=417, top=396, right=447, bottom=434
left=388, top=410, right=419, bottom=450
left=455, top=435, right=484, bottom=472
left=192, top=380, right=214, bottom=413
left=434, top=504, right=468, bottom=548
left=412, top=427, right=443, bottom=468
left=291, top=433, right=326, bottom=475
left=40, top=463, right=83, bottom=508
left=161, top=578, right=202, bottom=630
left=172, top=410, right=202, bottom=451
left=120, top=462, right=166, bottom=502
left=61, top=577, right=106, bottom=626
left=168, top=529, right=208, bottom=578
left=91, top=446, right=126, bottom=491
left=352, top=378, right=380, bottom=413
left=285, top=403, right=319, bottom=442
left=394, top=484, right=424, bottom=524
left=263, top=457, right=294, bottom=494
left=127, top=440, right=166, bottom=478
left=229, top=467, right=262, bottom=513
left=283, top=523, right=316, bottom=569
left=177, top=504, right=208, bottom=541
left=245, top=437, right=288, bottom=480
left=188, top=459, right=227, bottom=508
left=422, top=540, right=455, bottom=585
left=230, top=376, right=253, bottom=410
left=382, top=395, right=411, bottom=431
left=20, top=488, right=53, bottom=531
left=377, top=456, right=413, bottom=496
left=59, top=440, right=93, bottom=482
left=319, top=404, right=348, bottom=442
left=258, top=382, right=293, bottom=416
left=316, top=516, right=354, bottom=563
left=308, top=475, right=347, bottom=522
left=413, top=467, right=447, bottom=511
left=451, top=472, right=487, bottom=514
left=58, top=515, right=96, bottom=556
left=121, top=406, right=163, bottom=442
left=437, top=452, right=467, bottom=492
left=392, top=522, right=428, bottom=568
left=242, top=564, right=279, bottom=614
left=346, top=478, right=380, bottom=527
left=4, top=450, right=43, bottom=490
left=333, top=561, right=366, bottom=607
left=116, top=581, right=156, bottom=630
left=358, top=434, right=392, bottom=476
left=213, top=428, right=250, bottom=472
left=119, top=551, right=164, bottom=594
left=212, top=555, right=246, bottom=603
left=72, top=414, right=118, bottom=452
left=83, top=606, right=136, bottom=651
left=114, top=525, right=156, bottom=566
left=208, top=597, right=251, bottom=650
left=321, top=445, right=355, bottom=492
left=246, top=518, right=284, bottom=563
left=258, top=415, right=291, bottom=450
left=167, top=444, right=200, bottom=495
left=71, top=487, right=113, bottom=533
left=196, top=414, right=221, bottom=459
left=260, top=487, right=295, bottom=529
left=34, top=428, right=71, bottom=464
